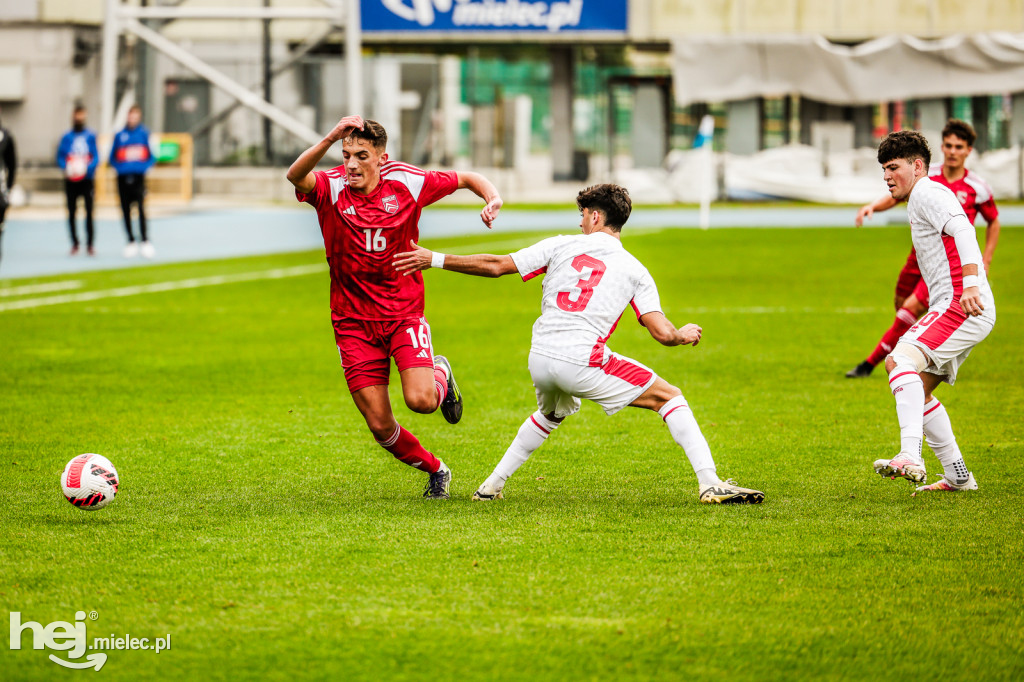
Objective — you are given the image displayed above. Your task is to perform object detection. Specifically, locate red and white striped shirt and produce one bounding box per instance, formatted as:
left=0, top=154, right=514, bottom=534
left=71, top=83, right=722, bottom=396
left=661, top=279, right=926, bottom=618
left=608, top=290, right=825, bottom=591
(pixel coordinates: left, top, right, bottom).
left=907, top=178, right=994, bottom=312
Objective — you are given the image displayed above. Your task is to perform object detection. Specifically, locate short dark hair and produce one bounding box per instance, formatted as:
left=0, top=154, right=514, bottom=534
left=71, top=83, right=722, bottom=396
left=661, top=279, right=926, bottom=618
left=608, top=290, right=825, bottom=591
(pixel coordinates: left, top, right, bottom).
left=942, top=118, right=976, bottom=147
left=576, top=184, right=632, bottom=231
left=345, top=119, right=387, bottom=153
left=877, top=130, right=931, bottom=168
left=73, top=105, right=86, bottom=115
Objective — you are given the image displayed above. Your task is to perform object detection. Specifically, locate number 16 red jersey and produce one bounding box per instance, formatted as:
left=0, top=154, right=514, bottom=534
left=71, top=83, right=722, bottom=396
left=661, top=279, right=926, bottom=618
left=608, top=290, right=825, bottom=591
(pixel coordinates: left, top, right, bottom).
left=296, top=162, right=458, bottom=320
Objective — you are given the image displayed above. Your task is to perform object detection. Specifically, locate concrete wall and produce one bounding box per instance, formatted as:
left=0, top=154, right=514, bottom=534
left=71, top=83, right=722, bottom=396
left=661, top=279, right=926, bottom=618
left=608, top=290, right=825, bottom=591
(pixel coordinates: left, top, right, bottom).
left=0, top=25, right=102, bottom=165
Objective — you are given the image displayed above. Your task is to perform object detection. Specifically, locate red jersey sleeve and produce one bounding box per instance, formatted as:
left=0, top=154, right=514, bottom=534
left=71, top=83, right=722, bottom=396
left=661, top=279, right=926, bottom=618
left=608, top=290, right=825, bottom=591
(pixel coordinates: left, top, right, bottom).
left=295, top=170, right=330, bottom=208
left=416, top=170, right=458, bottom=207
left=978, top=197, right=999, bottom=225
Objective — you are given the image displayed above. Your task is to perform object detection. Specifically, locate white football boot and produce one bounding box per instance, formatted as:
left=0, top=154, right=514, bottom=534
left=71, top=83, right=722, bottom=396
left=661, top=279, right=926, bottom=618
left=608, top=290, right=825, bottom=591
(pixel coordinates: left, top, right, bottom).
left=874, top=454, right=927, bottom=484
left=914, top=472, right=978, bottom=494
left=472, top=481, right=504, bottom=501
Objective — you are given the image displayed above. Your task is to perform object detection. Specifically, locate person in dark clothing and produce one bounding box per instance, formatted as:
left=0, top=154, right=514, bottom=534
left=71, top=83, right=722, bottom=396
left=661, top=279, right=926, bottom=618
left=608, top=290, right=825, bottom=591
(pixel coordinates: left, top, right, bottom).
left=110, top=105, right=156, bottom=258
left=56, top=106, right=99, bottom=256
left=0, top=107, right=17, bottom=268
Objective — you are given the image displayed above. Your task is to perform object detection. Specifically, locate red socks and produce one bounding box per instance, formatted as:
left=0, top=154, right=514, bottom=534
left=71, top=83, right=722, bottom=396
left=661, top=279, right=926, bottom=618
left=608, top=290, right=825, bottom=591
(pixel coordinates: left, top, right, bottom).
left=433, top=365, right=448, bottom=409
left=867, top=308, right=919, bottom=366
left=376, top=424, right=440, bottom=473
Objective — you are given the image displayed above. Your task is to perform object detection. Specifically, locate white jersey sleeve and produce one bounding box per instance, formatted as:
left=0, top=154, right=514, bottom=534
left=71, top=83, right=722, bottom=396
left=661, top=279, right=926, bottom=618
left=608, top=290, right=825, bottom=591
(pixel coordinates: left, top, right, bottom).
left=510, top=235, right=575, bottom=281
left=632, top=270, right=662, bottom=319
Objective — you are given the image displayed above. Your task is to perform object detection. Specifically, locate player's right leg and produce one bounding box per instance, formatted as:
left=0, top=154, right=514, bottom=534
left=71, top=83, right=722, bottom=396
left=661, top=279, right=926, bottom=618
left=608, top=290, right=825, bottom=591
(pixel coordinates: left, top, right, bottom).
left=473, top=353, right=575, bottom=501
left=876, top=343, right=930, bottom=484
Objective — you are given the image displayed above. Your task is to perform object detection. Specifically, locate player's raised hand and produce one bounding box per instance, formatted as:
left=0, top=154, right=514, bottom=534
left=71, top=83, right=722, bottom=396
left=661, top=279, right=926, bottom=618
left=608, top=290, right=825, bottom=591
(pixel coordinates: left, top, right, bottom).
left=393, top=239, right=433, bottom=275
left=855, top=204, right=873, bottom=227
left=678, top=323, right=702, bottom=346
left=328, top=115, right=365, bottom=142
left=960, top=287, right=985, bottom=316
left=481, top=196, right=503, bottom=229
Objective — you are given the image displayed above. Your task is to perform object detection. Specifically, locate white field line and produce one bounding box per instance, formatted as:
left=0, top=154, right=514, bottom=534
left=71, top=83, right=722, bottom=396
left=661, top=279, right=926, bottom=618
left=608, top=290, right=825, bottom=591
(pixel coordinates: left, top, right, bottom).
left=0, top=264, right=325, bottom=312
left=0, top=280, right=84, bottom=297
left=682, top=306, right=881, bottom=314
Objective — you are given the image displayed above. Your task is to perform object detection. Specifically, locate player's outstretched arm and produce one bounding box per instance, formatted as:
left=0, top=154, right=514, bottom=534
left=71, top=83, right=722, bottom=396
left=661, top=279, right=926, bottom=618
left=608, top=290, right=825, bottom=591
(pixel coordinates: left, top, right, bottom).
left=456, top=171, right=503, bottom=229
left=286, top=115, right=364, bottom=194
left=393, top=240, right=517, bottom=278
left=855, top=195, right=899, bottom=227
left=640, top=312, right=702, bottom=347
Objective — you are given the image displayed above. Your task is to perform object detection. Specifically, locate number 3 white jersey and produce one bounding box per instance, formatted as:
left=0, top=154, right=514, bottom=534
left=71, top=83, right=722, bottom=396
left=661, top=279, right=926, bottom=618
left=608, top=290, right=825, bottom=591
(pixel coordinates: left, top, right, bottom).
left=509, top=232, right=663, bottom=367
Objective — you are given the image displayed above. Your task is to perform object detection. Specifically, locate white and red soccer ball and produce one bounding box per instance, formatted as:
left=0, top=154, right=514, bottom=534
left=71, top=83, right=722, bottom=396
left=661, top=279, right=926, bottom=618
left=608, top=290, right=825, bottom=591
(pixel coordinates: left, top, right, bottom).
left=61, top=454, right=119, bottom=510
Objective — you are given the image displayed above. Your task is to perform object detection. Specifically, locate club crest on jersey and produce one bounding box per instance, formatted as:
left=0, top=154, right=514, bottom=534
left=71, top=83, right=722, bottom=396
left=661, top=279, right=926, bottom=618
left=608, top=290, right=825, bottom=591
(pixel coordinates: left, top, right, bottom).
left=956, top=190, right=968, bottom=205
left=382, top=194, right=399, bottom=214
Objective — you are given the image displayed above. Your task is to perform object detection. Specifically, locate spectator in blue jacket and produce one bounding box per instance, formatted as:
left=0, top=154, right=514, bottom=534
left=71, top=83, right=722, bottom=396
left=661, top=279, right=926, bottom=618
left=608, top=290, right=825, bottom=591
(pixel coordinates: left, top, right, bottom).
left=57, top=106, right=99, bottom=256
left=110, top=105, right=156, bottom=258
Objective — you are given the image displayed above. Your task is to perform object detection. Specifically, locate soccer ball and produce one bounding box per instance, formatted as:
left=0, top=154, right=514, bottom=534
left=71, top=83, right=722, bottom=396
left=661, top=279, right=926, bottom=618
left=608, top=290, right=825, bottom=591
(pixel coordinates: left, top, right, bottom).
left=61, top=454, right=120, bottom=510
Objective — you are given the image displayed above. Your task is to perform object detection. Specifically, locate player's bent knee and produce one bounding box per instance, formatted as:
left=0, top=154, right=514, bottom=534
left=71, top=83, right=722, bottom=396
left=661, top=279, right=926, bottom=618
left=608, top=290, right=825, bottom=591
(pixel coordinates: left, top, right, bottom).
left=404, top=393, right=437, bottom=414
left=887, top=343, right=929, bottom=373
left=364, top=416, right=398, bottom=441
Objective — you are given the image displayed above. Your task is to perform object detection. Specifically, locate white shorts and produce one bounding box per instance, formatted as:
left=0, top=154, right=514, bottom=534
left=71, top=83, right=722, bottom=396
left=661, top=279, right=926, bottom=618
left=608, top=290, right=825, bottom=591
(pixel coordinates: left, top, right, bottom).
left=901, top=301, right=995, bottom=385
left=528, top=350, right=658, bottom=419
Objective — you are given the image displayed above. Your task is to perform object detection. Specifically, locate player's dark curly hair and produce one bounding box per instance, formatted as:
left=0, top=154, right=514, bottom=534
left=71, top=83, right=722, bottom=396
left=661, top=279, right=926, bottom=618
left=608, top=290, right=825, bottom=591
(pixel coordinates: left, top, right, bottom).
left=346, top=119, right=388, bottom=152
left=877, top=130, right=931, bottom=168
left=576, top=184, right=632, bottom=231
left=942, top=119, right=977, bottom=147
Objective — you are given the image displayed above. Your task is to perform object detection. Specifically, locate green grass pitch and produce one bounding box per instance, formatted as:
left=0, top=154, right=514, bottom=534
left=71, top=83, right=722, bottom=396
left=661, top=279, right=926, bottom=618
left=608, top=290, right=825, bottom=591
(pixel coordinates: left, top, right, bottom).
left=1, top=224, right=1022, bottom=680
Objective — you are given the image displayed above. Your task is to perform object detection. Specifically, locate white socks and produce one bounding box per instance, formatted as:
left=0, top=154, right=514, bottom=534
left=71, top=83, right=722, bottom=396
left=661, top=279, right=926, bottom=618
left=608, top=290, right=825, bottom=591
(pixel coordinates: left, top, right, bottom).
left=483, top=411, right=560, bottom=490
left=888, top=363, right=925, bottom=464
left=658, top=395, right=721, bottom=488
left=922, top=398, right=970, bottom=485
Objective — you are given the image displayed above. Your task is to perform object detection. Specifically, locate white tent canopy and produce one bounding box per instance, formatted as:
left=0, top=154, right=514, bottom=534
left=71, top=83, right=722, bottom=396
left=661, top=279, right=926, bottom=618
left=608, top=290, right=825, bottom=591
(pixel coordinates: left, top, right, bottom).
left=671, top=33, right=1024, bottom=107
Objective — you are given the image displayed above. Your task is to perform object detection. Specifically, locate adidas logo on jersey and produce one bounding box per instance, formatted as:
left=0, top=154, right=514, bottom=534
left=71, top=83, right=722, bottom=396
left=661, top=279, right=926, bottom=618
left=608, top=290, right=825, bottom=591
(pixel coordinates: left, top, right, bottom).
left=342, top=206, right=356, bottom=216
left=416, top=349, right=430, bottom=359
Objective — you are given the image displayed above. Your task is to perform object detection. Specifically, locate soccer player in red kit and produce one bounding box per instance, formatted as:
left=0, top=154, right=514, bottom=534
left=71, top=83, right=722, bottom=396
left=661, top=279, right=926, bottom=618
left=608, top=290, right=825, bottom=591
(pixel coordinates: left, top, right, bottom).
left=287, top=115, right=503, bottom=499
left=846, top=119, right=1000, bottom=378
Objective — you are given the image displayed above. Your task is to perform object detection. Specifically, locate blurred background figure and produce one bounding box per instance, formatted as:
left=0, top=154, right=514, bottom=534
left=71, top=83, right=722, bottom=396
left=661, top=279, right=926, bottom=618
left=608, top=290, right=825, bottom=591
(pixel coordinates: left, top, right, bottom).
left=0, top=106, right=16, bottom=270
left=56, top=106, right=98, bottom=256
left=110, top=105, right=155, bottom=259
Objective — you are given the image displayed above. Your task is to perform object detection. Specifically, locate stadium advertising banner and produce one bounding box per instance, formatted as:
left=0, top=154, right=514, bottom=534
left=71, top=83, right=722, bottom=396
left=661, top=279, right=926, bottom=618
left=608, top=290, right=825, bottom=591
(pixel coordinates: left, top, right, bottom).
left=361, top=0, right=628, bottom=34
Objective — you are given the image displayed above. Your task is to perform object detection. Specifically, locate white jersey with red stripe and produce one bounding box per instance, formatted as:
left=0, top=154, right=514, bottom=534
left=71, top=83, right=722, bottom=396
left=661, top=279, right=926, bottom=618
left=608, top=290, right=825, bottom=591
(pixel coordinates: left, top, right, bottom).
left=907, top=178, right=994, bottom=311
left=509, top=231, right=662, bottom=367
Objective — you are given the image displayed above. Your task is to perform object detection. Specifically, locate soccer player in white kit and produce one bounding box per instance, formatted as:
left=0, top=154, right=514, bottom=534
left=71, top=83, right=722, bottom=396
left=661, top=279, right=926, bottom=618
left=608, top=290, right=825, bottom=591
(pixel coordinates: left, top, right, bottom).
left=871, top=131, right=996, bottom=493
left=393, top=184, right=763, bottom=504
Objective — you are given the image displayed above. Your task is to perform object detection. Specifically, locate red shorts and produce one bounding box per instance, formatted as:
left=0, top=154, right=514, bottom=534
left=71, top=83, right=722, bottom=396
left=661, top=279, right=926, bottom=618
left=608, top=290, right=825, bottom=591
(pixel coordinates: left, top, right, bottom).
left=332, top=314, right=436, bottom=393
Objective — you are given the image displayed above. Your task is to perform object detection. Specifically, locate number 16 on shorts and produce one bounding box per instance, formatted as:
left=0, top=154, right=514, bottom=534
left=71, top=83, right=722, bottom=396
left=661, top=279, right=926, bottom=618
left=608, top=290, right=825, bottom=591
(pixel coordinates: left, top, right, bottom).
left=401, top=320, right=434, bottom=361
